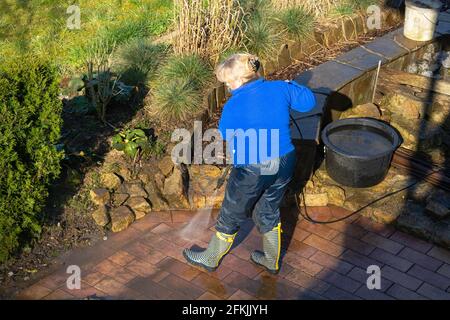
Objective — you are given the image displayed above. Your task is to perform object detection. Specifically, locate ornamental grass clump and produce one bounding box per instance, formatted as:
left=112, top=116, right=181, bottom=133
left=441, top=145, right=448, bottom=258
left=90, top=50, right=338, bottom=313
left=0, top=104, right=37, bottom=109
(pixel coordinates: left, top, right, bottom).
left=241, top=0, right=282, bottom=62
left=173, top=0, right=245, bottom=63
left=113, top=38, right=167, bottom=86
left=275, top=7, right=315, bottom=41
left=149, top=54, right=213, bottom=124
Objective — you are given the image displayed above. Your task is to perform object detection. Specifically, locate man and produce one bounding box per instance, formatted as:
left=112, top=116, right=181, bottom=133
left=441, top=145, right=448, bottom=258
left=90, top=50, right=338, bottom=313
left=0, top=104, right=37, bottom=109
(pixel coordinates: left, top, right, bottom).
left=183, top=53, right=316, bottom=274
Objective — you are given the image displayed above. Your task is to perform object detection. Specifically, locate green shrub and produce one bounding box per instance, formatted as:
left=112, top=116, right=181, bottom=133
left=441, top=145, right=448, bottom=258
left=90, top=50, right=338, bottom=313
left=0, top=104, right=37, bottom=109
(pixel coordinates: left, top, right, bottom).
left=276, top=7, right=314, bottom=41
left=113, top=38, right=167, bottom=86
left=112, top=129, right=150, bottom=159
left=0, top=58, right=63, bottom=262
left=150, top=54, right=213, bottom=123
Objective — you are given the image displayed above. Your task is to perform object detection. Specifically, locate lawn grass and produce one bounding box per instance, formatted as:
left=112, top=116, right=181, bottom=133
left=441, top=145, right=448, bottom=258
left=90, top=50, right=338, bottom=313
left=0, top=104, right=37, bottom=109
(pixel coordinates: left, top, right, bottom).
left=0, top=0, right=173, bottom=75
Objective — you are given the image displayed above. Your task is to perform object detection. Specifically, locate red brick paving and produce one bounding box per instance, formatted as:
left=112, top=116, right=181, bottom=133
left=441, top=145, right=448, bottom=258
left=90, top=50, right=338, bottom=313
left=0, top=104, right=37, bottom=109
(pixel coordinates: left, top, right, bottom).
left=14, top=206, right=450, bottom=300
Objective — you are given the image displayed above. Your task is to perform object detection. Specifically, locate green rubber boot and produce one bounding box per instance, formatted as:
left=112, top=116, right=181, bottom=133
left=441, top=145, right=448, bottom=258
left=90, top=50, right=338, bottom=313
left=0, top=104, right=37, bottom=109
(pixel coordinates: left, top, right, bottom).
left=183, top=231, right=236, bottom=272
left=250, top=223, right=282, bottom=274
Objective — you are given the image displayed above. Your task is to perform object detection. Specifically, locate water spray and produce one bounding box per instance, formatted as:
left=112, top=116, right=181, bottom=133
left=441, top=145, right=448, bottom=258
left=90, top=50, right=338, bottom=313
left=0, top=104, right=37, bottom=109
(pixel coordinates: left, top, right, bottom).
left=178, top=165, right=232, bottom=240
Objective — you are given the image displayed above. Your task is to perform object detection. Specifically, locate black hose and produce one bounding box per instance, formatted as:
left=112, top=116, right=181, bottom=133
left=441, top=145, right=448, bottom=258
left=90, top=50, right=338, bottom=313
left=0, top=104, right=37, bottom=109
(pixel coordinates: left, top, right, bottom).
left=295, top=176, right=434, bottom=225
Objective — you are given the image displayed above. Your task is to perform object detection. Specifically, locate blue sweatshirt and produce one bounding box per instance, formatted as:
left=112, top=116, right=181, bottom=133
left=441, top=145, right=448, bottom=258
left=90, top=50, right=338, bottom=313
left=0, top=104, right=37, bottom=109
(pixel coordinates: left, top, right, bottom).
left=218, top=77, right=316, bottom=165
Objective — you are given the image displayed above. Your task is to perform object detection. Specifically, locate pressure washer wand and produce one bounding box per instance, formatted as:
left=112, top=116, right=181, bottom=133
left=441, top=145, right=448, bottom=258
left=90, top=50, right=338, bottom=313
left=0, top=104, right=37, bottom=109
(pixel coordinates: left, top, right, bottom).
left=215, top=165, right=232, bottom=190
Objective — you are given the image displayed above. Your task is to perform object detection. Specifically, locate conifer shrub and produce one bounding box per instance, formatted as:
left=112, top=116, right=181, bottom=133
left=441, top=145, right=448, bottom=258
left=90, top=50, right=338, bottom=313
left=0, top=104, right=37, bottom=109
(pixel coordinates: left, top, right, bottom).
left=0, top=58, right=63, bottom=262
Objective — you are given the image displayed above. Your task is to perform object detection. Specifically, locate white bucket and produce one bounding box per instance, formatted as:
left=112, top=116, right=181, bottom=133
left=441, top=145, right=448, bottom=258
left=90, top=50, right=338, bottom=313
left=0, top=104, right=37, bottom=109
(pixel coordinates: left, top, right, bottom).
left=404, top=0, right=442, bottom=41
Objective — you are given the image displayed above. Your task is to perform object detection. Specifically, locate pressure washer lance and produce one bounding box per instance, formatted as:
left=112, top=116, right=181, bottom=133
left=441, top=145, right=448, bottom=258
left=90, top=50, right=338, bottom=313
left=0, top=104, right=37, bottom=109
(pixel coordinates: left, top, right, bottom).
left=289, top=114, right=439, bottom=225
left=215, top=164, right=232, bottom=190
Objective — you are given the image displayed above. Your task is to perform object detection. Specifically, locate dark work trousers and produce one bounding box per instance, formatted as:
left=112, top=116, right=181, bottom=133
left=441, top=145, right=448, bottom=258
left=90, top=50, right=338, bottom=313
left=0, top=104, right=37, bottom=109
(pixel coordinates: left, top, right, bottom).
left=215, top=150, right=297, bottom=235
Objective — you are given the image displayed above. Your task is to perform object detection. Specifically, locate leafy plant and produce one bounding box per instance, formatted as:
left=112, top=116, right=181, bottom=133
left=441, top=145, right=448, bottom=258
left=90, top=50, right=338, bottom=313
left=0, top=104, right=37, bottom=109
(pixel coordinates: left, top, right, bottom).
left=112, top=128, right=152, bottom=177
left=112, top=129, right=150, bottom=159
left=0, top=58, right=63, bottom=262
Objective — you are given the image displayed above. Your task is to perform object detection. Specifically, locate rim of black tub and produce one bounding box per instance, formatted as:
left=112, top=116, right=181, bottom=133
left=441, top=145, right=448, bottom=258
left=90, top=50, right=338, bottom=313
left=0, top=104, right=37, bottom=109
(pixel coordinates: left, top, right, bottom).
left=321, top=117, right=401, bottom=160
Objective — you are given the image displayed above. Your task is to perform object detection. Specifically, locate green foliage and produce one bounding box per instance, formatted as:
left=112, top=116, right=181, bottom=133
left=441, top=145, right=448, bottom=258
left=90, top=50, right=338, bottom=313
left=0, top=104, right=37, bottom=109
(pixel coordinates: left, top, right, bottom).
left=112, top=129, right=150, bottom=159
left=332, top=0, right=381, bottom=17
left=113, top=38, right=168, bottom=86
left=99, top=18, right=152, bottom=47
left=149, top=139, right=166, bottom=158
left=239, top=0, right=281, bottom=60
left=157, top=55, right=213, bottom=91
left=276, top=7, right=314, bottom=41
left=244, top=13, right=281, bottom=61
left=152, top=78, right=204, bottom=122
left=150, top=54, right=213, bottom=123
left=331, top=4, right=354, bottom=17
left=0, top=0, right=173, bottom=74
left=0, top=58, right=63, bottom=262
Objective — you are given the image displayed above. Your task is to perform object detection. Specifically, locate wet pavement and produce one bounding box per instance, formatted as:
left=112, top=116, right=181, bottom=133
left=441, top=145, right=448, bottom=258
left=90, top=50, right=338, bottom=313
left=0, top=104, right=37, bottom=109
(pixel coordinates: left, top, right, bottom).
left=15, top=206, right=450, bottom=300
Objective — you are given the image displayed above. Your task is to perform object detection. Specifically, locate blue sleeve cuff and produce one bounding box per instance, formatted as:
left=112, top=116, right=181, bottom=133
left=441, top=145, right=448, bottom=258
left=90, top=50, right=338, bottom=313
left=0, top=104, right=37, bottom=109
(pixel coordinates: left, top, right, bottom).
left=287, top=81, right=316, bottom=112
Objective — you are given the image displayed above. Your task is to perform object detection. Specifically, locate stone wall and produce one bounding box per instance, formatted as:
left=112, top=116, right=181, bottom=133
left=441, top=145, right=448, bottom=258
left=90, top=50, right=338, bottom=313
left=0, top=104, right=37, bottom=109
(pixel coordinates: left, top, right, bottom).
left=314, top=24, right=450, bottom=122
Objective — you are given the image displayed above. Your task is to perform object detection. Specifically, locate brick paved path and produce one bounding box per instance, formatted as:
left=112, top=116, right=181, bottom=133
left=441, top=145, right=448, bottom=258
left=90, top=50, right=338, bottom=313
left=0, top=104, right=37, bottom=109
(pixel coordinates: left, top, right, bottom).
left=16, top=206, right=450, bottom=300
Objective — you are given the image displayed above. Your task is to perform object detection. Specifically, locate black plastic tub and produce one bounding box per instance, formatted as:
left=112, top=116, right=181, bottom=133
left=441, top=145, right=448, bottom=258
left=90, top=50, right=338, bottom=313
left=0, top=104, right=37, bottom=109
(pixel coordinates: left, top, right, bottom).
left=321, top=118, right=401, bottom=188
